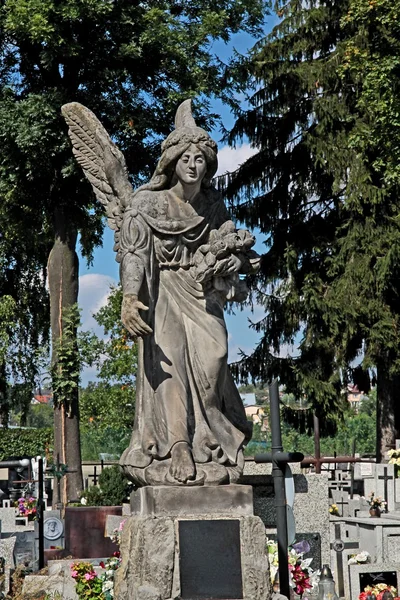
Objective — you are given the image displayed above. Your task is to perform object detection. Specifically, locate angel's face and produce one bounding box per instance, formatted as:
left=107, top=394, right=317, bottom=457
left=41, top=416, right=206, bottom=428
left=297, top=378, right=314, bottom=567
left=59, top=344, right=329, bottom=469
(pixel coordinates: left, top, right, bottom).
left=175, top=144, right=207, bottom=186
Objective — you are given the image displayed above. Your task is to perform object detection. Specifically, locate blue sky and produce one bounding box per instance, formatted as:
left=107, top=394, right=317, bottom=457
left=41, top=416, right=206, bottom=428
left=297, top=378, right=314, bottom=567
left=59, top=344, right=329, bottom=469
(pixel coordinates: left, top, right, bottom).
left=78, top=21, right=278, bottom=385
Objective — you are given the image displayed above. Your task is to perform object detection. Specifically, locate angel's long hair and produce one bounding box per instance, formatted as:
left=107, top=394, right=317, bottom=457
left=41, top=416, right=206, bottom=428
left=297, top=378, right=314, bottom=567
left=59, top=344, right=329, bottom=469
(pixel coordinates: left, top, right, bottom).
left=134, top=131, right=218, bottom=197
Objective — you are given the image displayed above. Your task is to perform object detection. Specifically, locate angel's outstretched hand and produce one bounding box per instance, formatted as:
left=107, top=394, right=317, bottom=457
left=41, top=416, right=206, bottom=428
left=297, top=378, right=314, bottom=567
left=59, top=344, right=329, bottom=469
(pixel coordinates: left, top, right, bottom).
left=121, top=294, right=153, bottom=339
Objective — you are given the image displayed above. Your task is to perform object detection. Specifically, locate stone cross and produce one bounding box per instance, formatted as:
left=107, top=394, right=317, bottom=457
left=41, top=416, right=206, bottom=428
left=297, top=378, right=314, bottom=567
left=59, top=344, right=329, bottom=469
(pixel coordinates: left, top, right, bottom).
left=378, top=467, right=393, bottom=511
left=331, top=523, right=359, bottom=597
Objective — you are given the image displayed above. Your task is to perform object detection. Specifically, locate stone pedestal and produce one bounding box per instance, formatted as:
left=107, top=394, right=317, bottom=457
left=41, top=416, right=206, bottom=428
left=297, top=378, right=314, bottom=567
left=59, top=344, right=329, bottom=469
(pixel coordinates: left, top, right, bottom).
left=115, top=485, right=271, bottom=600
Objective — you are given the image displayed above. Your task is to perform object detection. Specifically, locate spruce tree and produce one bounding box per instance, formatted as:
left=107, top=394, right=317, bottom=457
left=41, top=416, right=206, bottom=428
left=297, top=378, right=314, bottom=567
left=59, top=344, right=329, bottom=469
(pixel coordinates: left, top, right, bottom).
left=225, top=0, right=400, bottom=460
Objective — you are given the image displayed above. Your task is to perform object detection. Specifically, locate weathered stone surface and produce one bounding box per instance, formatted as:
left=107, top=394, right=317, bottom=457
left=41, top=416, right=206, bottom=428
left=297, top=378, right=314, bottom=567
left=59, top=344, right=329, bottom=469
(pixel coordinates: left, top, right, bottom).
left=240, top=516, right=272, bottom=600
left=131, top=484, right=253, bottom=516
left=62, top=99, right=259, bottom=488
left=136, top=585, right=162, bottom=600
left=105, top=514, right=124, bottom=537
left=114, top=516, right=175, bottom=600
left=114, top=513, right=271, bottom=600
left=22, top=573, right=77, bottom=600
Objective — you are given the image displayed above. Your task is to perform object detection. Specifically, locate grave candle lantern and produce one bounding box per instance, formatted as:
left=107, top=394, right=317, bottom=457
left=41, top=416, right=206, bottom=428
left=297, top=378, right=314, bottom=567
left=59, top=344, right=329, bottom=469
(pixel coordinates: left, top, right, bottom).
left=317, top=564, right=339, bottom=600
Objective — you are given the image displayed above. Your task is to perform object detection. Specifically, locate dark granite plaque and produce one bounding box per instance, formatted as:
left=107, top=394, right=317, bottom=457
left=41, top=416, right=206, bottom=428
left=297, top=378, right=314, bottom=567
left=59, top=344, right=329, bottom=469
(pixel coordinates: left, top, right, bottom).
left=179, top=519, right=243, bottom=599
left=359, top=571, right=397, bottom=592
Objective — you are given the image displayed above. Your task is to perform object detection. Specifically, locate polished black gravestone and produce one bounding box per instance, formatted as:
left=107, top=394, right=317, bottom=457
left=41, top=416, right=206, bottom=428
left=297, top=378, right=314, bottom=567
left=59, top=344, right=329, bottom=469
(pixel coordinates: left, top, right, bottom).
left=179, top=520, right=243, bottom=599
left=359, top=571, right=397, bottom=593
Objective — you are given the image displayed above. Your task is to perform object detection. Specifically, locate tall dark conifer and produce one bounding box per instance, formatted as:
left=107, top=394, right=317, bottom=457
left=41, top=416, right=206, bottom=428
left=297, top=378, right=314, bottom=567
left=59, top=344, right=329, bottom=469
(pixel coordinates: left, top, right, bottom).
left=225, top=0, right=400, bottom=459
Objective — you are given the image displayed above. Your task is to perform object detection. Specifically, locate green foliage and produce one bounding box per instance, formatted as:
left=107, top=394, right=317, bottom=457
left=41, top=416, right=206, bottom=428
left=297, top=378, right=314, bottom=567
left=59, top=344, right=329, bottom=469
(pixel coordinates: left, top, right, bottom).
left=224, top=0, right=400, bottom=448
left=0, top=428, right=52, bottom=460
left=25, top=404, right=54, bottom=429
left=98, top=465, right=131, bottom=506
left=80, top=485, right=104, bottom=507
left=359, top=389, right=377, bottom=417
left=52, top=304, right=81, bottom=413
left=245, top=406, right=376, bottom=456
left=79, top=287, right=137, bottom=433
left=81, top=465, right=131, bottom=506
left=80, top=427, right=131, bottom=461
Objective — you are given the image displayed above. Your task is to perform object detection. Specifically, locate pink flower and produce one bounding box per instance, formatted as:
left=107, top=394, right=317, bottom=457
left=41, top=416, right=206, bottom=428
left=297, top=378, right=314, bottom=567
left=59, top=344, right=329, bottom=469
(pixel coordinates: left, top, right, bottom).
left=71, top=570, right=78, bottom=578
left=119, top=519, right=126, bottom=531
left=84, top=572, right=96, bottom=581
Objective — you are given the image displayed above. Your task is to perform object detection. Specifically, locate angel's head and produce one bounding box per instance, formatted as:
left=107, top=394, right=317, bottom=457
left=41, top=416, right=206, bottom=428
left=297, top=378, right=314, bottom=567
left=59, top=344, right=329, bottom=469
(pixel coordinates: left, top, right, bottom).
left=141, top=99, right=218, bottom=192
left=148, top=136, right=217, bottom=191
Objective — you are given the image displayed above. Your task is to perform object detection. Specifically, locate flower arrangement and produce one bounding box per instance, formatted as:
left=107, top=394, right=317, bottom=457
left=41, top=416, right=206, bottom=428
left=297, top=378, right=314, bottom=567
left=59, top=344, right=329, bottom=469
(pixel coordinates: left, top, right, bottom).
left=348, top=550, right=371, bottom=565
left=365, top=491, right=386, bottom=509
left=359, top=584, right=398, bottom=600
left=71, top=562, right=104, bottom=600
left=110, top=519, right=126, bottom=547
left=329, top=504, right=340, bottom=516
left=267, top=539, right=319, bottom=597
left=388, top=449, right=400, bottom=476
left=14, top=497, right=37, bottom=521
left=99, top=555, right=121, bottom=598
left=71, top=554, right=122, bottom=600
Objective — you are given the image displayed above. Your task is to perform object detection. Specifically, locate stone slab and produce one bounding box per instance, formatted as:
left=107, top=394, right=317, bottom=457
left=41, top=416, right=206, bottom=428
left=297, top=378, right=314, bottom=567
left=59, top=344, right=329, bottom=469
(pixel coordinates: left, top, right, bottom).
left=105, top=514, right=125, bottom=537
left=22, top=573, right=78, bottom=600
left=130, top=484, right=254, bottom=517
left=0, top=507, right=34, bottom=533
left=0, top=536, right=16, bottom=593
left=64, top=506, right=121, bottom=558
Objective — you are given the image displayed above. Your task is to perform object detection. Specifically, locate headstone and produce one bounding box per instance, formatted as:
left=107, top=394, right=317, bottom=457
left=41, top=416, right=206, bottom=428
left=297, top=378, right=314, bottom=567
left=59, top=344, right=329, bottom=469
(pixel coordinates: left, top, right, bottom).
left=349, top=564, right=400, bottom=599
left=0, top=507, right=35, bottom=533
left=364, top=464, right=397, bottom=512
left=331, top=490, right=350, bottom=517
left=14, top=530, right=36, bottom=568
left=0, top=535, right=16, bottom=593
left=179, top=520, right=243, bottom=599
left=41, top=509, right=64, bottom=550
left=64, top=506, right=121, bottom=558
left=330, top=521, right=359, bottom=598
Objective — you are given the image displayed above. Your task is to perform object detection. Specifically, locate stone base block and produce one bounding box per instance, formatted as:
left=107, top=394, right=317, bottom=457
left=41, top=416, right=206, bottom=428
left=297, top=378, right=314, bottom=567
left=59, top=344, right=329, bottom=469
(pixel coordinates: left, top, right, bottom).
left=114, top=513, right=271, bottom=600
left=130, top=484, right=254, bottom=517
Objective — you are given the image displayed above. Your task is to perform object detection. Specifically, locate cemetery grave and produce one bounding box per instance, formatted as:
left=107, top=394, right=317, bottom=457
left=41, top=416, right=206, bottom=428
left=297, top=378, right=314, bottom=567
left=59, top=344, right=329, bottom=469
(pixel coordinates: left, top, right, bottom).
left=3, top=450, right=400, bottom=600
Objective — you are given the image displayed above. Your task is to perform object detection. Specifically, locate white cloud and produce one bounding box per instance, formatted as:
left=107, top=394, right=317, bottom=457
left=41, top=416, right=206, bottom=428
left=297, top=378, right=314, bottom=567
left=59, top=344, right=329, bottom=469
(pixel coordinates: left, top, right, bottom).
left=79, top=273, right=118, bottom=334
left=216, top=143, right=258, bottom=176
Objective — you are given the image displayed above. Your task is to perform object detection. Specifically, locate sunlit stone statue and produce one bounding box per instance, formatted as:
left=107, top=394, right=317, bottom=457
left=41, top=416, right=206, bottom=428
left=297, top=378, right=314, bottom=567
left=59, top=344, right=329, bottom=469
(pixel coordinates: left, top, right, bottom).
left=62, top=100, right=259, bottom=487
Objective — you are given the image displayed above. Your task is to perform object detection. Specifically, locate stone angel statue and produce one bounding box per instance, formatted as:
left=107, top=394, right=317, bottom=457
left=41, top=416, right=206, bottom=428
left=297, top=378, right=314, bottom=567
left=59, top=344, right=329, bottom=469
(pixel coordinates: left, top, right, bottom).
left=62, top=100, right=260, bottom=487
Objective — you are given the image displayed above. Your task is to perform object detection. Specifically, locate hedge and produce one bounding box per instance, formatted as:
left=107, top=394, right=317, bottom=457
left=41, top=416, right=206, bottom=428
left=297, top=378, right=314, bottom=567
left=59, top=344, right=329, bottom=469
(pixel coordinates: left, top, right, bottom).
left=0, top=428, right=53, bottom=461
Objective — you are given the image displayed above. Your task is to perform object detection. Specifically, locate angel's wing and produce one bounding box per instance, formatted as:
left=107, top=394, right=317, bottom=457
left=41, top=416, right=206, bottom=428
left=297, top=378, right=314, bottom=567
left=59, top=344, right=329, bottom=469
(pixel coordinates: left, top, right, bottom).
left=61, top=102, right=133, bottom=232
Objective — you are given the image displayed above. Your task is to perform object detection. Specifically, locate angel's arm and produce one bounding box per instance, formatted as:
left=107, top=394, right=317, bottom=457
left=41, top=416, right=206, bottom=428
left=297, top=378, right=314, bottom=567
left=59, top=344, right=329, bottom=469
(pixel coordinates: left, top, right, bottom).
left=119, top=207, right=154, bottom=338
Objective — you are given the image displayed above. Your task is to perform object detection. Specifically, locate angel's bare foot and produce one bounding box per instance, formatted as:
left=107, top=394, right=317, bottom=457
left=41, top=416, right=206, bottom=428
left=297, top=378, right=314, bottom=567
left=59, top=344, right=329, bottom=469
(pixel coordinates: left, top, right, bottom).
left=169, top=442, right=196, bottom=483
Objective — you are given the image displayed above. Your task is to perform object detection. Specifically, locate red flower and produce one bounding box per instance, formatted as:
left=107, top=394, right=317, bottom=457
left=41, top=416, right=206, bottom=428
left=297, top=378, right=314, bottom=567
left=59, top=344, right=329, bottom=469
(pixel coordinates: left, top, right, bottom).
left=113, top=551, right=121, bottom=558
left=99, top=561, right=105, bottom=569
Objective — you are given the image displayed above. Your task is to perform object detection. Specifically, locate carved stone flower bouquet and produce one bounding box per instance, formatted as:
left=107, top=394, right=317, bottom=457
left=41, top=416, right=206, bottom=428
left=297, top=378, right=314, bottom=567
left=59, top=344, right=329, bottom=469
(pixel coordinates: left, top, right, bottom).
left=192, top=220, right=259, bottom=300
